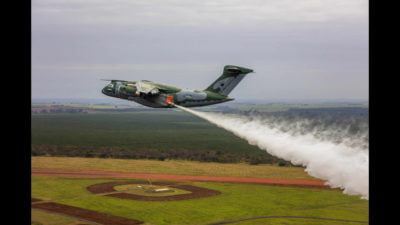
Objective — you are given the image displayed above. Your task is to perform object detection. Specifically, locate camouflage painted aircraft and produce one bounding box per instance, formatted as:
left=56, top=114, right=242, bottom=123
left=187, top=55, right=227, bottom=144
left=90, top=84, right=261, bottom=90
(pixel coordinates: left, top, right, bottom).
left=101, top=65, right=253, bottom=108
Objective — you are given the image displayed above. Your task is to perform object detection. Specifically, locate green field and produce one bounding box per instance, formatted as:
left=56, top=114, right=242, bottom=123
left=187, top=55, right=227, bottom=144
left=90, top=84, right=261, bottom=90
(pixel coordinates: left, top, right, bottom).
left=32, top=156, right=315, bottom=180
left=31, top=103, right=368, bottom=225
left=31, top=110, right=283, bottom=164
left=32, top=157, right=368, bottom=225
left=114, top=184, right=192, bottom=196
left=32, top=176, right=368, bottom=225
left=32, top=209, right=88, bottom=225
left=31, top=110, right=256, bottom=152
left=31, top=103, right=368, bottom=165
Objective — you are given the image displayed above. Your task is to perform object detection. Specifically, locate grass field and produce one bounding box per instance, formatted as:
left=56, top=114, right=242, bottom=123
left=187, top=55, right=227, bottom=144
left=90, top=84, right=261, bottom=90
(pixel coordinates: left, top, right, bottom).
left=114, top=184, right=191, bottom=196
left=31, top=110, right=261, bottom=153
left=32, top=209, right=92, bottom=225
left=32, top=157, right=368, bottom=225
left=32, top=156, right=315, bottom=180
left=31, top=110, right=285, bottom=164
left=31, top=104, right=368, bottom=165
left=31, top=103, right=368, bottom=225
left=32, top=176, right=368, bottom=225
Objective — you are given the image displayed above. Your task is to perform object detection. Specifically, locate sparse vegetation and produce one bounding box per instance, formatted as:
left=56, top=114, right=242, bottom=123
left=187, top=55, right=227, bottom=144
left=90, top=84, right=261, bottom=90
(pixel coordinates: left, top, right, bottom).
left=31, top=103, right=368, bottom=165
left=31, top=110, right=282, bottom=164
left=32, top=156, right=314, bottom=180
left=32, top=175, right=368, bottom=225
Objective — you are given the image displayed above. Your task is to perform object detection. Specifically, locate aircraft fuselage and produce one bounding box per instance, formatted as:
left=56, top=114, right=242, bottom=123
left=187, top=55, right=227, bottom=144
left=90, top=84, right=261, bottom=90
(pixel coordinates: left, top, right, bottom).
left=101, top=65, right=253, bottom=108
left=102, top=81, right=233, bottom=108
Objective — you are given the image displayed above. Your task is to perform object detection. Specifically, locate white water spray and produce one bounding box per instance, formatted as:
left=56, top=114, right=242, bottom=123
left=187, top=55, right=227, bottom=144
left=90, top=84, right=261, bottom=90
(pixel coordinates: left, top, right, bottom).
left=175, top=105, right=369, bottom=199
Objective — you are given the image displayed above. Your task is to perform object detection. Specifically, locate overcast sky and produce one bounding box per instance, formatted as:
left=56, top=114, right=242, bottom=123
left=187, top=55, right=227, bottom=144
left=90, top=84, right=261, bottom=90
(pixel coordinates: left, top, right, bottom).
left=32, top=0, right=368, bottom=101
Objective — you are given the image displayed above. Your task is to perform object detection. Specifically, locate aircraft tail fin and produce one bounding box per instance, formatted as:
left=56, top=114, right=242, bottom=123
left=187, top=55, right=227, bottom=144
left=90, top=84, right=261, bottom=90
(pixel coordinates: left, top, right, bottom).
left=205, top=65, right=253, bottom=96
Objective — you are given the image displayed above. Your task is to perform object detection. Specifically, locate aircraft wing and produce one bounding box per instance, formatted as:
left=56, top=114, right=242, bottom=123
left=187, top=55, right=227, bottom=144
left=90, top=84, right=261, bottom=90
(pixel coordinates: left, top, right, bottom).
left=136, top=80, right=160, bottom=95
left=101, top=79, right=129, bottom=83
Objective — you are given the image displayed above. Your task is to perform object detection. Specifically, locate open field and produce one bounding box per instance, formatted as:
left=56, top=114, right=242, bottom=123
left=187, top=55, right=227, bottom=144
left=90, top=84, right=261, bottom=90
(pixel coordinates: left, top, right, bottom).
left=32, top=209, right=91, bottom=225
left=31, top=103, right=368, bottom=165
left=32, top=157, right=368, bottom=225
left=32, top=110, right=282, bottom=164
left=32, top=176, right=368, bottom=225
left=32, top=157, right=315, bottom=180
left=114, top=184, right=191, bottom=197
left=31, top=110, right=261, bottom=153
left=86, top=180, right=221, bottom=201
left=31, top=103, right=368, bottom=224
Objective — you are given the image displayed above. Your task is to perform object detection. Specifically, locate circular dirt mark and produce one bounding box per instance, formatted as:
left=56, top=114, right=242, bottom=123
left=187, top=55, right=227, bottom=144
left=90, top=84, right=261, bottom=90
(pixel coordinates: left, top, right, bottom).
left=32, top=198, right=143, bottom=225
left=87, top=181, right=221, bottom=201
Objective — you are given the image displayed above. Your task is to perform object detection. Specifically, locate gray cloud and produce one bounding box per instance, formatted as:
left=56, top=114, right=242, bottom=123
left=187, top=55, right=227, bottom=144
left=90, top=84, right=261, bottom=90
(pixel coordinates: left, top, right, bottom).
left=32, top=0, right=368, bottom=100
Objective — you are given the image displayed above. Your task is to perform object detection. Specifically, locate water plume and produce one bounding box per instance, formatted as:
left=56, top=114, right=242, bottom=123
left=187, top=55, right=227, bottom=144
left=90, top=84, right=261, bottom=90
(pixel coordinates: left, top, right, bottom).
left=175, top=105, right=369, bottom=199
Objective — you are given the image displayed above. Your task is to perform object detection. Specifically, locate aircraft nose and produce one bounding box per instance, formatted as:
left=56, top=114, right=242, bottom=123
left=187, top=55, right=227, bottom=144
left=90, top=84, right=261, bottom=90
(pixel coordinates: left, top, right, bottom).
left=102, top=84, right=114, bottom=96
left=102, top=87, right=107, bottom=95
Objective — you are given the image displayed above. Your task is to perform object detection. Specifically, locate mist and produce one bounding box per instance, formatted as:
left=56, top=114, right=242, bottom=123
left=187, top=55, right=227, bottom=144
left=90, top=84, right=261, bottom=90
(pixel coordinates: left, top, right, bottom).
left=176, top=105, right=369, bottom=199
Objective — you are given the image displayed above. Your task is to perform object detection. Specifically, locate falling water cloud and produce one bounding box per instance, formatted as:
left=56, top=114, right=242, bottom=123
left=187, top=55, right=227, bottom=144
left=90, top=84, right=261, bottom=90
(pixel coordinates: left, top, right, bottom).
left=175, top=105, right=369, bottom=199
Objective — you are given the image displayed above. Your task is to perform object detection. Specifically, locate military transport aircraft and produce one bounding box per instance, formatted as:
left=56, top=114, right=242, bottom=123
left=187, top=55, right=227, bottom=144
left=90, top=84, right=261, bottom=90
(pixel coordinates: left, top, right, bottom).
left=101, top=65, right=253, bottom=108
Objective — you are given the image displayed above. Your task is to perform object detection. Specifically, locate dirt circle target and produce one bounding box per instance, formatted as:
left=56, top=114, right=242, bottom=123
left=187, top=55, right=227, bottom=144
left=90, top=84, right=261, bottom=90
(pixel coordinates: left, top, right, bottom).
left=87, top=180, right=221, bottom=201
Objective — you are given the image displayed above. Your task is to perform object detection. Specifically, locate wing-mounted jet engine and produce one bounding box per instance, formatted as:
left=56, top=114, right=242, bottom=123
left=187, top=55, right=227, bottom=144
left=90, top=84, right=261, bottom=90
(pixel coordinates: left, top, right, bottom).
left=135, top=80, right=160, bottom=96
